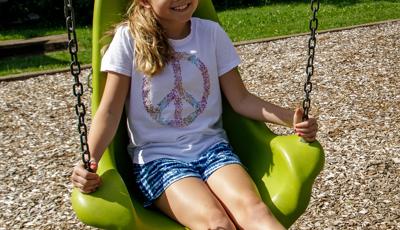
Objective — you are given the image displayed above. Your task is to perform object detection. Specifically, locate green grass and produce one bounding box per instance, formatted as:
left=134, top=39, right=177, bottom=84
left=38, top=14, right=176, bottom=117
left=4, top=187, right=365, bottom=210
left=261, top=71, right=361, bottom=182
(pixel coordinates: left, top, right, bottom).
left=0, top=27, right=92, bottom=76
left=219, top=1, right=400, bottom=41
left=0, top=26, right=66, bottom=40
left=1, top=0, right=400, bottom=77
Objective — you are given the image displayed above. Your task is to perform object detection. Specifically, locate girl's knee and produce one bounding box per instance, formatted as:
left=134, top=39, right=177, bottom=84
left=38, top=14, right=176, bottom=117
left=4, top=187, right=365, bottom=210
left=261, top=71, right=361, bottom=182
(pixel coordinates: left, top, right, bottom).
left=250, top=200, right=274, bottom=219
left=238, top=196, right=275, bottom=221
left=239, top=197, right=285, bottom=229
left=195, top=207, right=235, bottom=230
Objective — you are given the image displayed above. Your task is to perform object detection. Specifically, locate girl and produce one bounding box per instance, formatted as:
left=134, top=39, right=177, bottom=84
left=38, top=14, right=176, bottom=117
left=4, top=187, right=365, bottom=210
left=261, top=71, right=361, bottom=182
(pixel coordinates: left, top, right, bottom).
left=71, top=0, right=318, bottom=229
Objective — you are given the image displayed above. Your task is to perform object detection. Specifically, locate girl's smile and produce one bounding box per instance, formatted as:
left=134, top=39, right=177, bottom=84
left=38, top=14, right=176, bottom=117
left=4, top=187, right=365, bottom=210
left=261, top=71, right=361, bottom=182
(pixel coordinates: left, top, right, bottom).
left=171, top=2, right=191, bottom=12
left=142, top=0, right=198, bottom=39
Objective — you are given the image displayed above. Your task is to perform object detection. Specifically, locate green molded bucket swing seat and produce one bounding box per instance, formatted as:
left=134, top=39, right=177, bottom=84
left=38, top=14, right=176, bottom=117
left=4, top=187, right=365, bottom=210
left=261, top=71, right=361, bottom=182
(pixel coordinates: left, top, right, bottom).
left=70, top=0, right=325, bottom=229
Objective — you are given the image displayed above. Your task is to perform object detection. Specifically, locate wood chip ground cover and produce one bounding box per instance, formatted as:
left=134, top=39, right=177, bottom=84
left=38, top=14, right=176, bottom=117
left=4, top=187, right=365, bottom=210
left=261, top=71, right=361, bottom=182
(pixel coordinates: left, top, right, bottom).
left=0, top=21, right=399, bottom=229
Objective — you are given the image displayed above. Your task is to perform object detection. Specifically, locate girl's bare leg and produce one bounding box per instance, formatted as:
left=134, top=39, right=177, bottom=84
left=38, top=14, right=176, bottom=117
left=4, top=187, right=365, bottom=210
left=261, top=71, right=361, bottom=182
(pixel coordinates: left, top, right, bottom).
left=154, top=177, right=236, bottom=230
left=206, top=164, right=286, bottom=230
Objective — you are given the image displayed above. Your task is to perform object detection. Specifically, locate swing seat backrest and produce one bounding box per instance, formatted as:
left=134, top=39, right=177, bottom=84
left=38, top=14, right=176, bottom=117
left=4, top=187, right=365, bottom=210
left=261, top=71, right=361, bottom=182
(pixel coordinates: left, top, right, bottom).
left=71, top=0, right=325, bottom=229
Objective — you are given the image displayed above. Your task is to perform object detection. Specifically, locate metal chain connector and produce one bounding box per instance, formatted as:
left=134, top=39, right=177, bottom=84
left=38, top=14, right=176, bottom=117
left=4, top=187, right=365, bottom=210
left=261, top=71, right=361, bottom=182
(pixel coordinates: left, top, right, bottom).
left=64, top=0, right=92, bottom=172
left=302, top=0, right=320, bottom=121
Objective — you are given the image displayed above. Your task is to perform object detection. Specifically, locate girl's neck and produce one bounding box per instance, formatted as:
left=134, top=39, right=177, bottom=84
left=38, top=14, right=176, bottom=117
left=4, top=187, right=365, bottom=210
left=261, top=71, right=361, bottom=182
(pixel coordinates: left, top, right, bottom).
left=161, top=20, right=191, bottom=40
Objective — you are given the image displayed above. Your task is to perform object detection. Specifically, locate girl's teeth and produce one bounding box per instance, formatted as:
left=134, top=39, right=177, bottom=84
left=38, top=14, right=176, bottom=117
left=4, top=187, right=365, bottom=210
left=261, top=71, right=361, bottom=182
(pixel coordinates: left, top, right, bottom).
left=174, top=4, right=188, bottom=10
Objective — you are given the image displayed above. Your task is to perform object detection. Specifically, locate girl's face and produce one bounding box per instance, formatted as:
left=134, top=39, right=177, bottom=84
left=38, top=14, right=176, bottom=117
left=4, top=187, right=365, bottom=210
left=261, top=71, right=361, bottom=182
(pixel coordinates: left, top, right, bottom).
left=142, top=0, right=198, bottom=26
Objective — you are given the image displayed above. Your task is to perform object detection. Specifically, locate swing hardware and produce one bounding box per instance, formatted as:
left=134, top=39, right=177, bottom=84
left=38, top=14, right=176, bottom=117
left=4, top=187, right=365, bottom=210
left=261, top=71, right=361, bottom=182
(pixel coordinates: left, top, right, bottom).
left=303, top=0, right=320, bottom=121
left=64, top=0, right=92, bottom=172
left=70, top=0, right=325, bottom=228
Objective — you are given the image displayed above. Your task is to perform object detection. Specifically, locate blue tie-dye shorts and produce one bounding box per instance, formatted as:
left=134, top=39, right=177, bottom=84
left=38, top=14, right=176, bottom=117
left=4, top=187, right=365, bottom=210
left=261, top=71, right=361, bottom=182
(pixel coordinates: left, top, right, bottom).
left=132, top=141, right=242, bottom=207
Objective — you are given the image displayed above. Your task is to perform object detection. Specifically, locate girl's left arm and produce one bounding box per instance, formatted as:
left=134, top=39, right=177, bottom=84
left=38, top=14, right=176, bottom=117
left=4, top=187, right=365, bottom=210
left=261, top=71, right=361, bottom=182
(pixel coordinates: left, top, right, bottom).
left=219, top=67, right=318, bottom=142
left=220, top=67, right=294, bottom=127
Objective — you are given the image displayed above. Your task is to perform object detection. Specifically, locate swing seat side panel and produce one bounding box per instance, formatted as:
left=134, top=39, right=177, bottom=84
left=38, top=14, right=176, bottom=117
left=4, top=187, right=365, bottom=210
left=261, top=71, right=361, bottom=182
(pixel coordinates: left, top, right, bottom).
left=70, top=0, right=325, bottom=229
left=222, top=102, right=324, bottom=227
left=71, top=0, right=137, bottom=229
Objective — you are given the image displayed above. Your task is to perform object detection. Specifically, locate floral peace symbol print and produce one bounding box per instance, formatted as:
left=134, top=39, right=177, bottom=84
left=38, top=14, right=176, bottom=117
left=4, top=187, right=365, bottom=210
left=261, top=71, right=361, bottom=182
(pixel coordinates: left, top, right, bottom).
left=142, top=52, right=211, bottom=128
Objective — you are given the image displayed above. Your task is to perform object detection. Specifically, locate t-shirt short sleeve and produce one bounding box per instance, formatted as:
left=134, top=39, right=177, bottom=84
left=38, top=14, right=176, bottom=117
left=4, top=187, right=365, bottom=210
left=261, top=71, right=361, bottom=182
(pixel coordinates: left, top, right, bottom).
left=101, top=26, right=134, bottom=77
left=214, top=24, right=241, bottom=77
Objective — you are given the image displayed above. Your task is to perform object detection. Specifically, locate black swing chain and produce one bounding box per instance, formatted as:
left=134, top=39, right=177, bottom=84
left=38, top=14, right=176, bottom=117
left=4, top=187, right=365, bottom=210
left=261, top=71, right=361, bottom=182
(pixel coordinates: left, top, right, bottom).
left=302, top=0, right=320, bottom=121
left=64, top=0, right=92, bottom=172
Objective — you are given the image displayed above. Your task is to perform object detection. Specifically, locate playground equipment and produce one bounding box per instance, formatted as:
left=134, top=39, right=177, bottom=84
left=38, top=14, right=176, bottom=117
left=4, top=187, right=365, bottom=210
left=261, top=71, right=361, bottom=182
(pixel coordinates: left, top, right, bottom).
left=64, top=0, right=324, bottom=229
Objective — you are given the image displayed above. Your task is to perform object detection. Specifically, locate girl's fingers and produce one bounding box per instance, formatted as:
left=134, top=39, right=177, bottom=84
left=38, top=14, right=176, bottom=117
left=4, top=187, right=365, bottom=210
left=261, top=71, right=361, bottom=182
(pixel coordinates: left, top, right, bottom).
left=295, top=127, right=318, bottom=135
left=73, top=164, right=100, bottom=180
left=295, top=119, right=318, bottom=136
left=296, top=129, right=317, bottom=137
left=71, top=162, right=102, bottom=193
left=295, top=119, right=317, bottom=142
left=292, top=109, right=318, bottom=143
left=296, top=130, right=317, bottom=142
left=72, top=174, right=101, bottom=188
left=294, top=118, right=317, bottom=129
left=76, top=183, right=99, bottom=193
left=297, top=133, right=317, bottom=142
left=71, top=176, right=101, bottom=193
left=297, top=132, right=316, bottom=139
left=303, top=136, right=316, bottom=142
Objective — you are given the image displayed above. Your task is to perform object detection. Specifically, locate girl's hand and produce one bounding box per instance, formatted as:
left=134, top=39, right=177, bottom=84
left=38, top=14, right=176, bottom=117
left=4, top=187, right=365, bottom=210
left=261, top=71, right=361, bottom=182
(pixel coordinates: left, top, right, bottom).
left=293, top=108, right=318, bottom=142
left=71, top=161, right=102, bottom=193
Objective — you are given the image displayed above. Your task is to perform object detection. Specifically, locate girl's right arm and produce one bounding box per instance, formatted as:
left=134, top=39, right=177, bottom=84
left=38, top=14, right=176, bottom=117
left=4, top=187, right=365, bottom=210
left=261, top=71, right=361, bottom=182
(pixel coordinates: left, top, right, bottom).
left=87, top=71, right=131, bottom=163
left=71, top=71, right=131, bottom=193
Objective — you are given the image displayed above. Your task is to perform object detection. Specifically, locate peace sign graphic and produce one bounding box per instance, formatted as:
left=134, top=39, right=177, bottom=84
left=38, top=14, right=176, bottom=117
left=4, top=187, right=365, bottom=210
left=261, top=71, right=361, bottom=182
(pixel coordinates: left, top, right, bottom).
left=142, top=52, right=211, bottom=128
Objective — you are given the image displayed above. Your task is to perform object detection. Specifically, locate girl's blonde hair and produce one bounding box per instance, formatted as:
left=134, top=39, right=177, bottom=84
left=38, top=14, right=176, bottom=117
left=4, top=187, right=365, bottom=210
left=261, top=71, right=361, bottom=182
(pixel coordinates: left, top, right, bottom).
left=126, top=0, right=174, bottom=76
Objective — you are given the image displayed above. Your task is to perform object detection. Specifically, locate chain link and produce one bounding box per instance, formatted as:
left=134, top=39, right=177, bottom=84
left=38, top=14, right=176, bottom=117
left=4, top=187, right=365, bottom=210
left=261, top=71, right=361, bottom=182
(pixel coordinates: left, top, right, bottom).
left=302, top=0, right=320, bottom=121
left=64, top=0, right=92, bottom=172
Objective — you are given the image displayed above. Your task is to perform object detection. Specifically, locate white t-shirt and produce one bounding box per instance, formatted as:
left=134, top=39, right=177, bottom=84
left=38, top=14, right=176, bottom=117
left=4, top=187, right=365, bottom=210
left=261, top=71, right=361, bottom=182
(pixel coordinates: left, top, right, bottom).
left=101, top=17, right=241, bottom=164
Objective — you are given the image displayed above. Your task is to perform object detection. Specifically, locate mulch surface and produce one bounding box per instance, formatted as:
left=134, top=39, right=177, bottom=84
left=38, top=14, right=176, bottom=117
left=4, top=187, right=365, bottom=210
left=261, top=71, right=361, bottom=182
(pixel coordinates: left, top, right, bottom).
left=1, top=21, right=399, bottom=229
